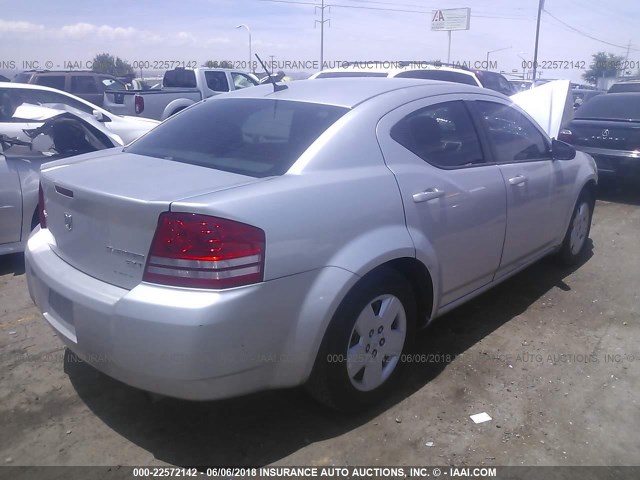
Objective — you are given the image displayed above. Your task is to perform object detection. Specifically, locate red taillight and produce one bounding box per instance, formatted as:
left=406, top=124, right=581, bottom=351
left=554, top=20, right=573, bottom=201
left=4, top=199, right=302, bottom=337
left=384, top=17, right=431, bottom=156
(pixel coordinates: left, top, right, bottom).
left=558, top=129, right=573, bottom=143
left=143, top=212, right=265, bottom=289
left=134, top=95, right=144, bottom=114
left=38, top=183, right=47, bottom=228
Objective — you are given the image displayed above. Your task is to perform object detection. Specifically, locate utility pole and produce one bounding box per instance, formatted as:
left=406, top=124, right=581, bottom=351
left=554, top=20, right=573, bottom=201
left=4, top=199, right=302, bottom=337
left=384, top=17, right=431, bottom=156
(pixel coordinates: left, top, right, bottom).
left=622, top=40, right=631, bottom=78
left=532, top=0, right=544, bottom=84
left=315, top=0, right=330, bottom=70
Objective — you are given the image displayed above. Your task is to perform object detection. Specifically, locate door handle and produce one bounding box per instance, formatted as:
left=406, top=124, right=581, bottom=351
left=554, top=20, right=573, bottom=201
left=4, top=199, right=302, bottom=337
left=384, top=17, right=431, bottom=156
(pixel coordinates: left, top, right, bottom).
left=413, top=188, right=445, bottom=203
left=508, top=175, right=527, bottom=186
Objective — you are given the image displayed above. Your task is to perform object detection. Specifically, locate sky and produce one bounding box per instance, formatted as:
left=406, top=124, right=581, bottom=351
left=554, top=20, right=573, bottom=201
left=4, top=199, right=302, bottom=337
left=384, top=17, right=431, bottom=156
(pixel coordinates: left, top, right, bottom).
left=1, top=0, right=639, bottom=83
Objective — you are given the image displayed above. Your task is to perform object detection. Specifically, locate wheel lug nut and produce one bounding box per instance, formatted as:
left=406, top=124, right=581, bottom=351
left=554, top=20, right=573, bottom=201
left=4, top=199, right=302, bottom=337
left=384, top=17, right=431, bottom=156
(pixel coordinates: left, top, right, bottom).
left=365, top=344, right=370, bottom=353
left=379, top=338, right=385, bottom=346
left=372, top=349, right=377, bottom=358
left=369, top=329, right=374, bottom=337
left=378, top=326, right=384, bottom=333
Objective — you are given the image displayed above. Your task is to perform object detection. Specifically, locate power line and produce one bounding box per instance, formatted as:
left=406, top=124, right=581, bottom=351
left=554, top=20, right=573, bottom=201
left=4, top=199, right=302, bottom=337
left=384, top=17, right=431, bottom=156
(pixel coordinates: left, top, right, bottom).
left=543, top=9, right=640, bottom=52
left=257, top=0, right=532, bottom=19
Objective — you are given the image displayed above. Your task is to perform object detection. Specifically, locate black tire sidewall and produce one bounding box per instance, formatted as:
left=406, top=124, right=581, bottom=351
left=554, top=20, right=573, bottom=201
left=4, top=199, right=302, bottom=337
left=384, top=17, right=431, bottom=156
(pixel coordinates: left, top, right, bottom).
left=560, top=190, right=593, bottom=265
left=309, top=268, right=416, bottom=411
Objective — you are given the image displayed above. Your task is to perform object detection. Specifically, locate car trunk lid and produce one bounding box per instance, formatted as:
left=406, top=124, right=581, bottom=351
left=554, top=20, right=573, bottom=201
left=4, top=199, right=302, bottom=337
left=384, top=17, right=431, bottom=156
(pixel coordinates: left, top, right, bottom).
left=40, top=152, right=265, bottom=289
left=567, top=119, right=640, bottom=151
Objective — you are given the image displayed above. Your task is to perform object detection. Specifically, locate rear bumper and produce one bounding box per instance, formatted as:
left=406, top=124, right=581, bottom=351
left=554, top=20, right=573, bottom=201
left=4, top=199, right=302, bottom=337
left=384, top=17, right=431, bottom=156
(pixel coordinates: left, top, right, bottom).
left=25, top=228, right=354, bottom=400
left=575, top=146, right=640, bottom=177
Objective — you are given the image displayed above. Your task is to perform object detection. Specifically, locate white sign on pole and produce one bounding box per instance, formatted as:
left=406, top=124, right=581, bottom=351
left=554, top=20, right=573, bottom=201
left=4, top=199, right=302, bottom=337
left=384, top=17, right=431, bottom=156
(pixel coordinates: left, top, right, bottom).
left=431, top=8, right=471, bottom=31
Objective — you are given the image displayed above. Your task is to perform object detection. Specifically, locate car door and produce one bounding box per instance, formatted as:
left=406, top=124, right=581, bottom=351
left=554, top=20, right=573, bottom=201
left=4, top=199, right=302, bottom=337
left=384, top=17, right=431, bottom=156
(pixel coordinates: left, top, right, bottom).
left=204, top=71, right=231, bottom=97
left=377, top=95, right=507, bottom=307
left=470, top=99, right=558, bottom=278
left=0, top=153, right=22, bottom=244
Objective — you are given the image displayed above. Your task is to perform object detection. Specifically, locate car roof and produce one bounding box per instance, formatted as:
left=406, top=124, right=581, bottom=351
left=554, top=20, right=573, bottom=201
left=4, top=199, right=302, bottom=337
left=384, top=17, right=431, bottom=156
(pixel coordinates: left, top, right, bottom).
left=214, top=77, right=496, bottom=108
left=313, top=65, right=476, bottom=77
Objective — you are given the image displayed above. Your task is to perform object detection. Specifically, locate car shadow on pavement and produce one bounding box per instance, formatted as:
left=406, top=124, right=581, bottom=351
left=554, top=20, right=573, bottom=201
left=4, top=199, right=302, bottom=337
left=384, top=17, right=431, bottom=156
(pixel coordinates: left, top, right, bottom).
left=0, top=253, right=25, bottom=276
left=64, top=244, right=593, bottom=467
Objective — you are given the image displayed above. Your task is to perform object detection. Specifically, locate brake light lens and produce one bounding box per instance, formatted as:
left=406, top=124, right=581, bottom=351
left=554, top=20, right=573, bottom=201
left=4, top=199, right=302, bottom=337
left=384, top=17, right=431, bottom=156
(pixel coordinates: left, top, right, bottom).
left=134, top=95, right=144, bottom=114
left=558, top=129, right=573, bottom=143
left=38, top=183, right=47, bottom=228
left=143, top=212, right=265, bottom=289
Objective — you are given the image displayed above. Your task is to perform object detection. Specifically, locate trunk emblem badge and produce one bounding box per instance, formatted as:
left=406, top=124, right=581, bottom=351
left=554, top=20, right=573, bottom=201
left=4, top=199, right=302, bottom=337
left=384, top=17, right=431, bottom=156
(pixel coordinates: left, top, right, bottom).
left=64, top=213, right=73, bottom=231
left=602, top=129, right=610, bottom=138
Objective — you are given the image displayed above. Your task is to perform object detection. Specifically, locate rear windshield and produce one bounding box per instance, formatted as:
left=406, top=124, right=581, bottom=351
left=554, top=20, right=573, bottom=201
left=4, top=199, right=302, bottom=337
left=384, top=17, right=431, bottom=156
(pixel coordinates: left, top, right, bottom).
left=126, top=98, right=348, bottom=177
left=395, top=69, right=478, bottom=86
left=574, top=94, right=640, bottom=121
left=608, top=83, right=640, bottom=93
left=163, top=69, right=197, bottom=88
left=315, top=71, right=388, bottom=78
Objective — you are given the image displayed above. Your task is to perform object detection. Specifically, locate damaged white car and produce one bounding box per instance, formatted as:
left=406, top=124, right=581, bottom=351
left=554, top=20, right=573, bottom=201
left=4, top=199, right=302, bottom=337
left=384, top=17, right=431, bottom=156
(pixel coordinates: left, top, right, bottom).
left=0, top=104, right=127, bottom=256
left=0, top=82, right=159, bottom=145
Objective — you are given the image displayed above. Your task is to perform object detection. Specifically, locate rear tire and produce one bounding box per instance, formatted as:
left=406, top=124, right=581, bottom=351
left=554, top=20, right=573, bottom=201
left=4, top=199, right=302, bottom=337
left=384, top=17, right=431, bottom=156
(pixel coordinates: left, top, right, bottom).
left=306, top=268, right=415, bottom=411
left=557, top=189, right=593, bottom=265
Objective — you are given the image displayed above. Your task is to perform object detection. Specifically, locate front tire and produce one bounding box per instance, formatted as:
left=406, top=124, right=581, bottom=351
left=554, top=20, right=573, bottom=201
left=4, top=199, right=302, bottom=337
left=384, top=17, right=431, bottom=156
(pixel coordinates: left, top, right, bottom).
left=306, top=268, right=415, bottom=411
left=558, top=190, right=594, bottom=265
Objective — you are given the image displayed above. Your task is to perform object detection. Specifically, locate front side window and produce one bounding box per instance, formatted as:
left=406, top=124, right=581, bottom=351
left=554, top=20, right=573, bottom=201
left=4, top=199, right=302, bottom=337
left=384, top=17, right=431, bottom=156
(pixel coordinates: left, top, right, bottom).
left=475, top=101, right=550, bottom=162
left=204, top=71, right=230, bottom=92
left=231, top=73, right=258, bottom=90
left=390, top=100, right=485, bottom=168
left=70, top=76, right=98, bottom=94
left=34, top=75, right=65, bottom=90
left=126, top=98, right=348, bottom=177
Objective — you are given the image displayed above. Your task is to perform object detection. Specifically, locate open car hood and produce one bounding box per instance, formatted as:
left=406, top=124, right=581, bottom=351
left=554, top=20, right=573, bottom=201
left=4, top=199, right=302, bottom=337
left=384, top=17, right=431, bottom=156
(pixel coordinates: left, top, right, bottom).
left=510, top=80, right=574, bottom=139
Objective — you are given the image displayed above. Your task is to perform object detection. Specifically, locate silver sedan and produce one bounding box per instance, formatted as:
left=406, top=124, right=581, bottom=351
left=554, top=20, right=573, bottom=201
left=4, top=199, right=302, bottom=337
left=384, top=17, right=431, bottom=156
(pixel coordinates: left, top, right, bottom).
left=25, top=79, right=597, bottom=410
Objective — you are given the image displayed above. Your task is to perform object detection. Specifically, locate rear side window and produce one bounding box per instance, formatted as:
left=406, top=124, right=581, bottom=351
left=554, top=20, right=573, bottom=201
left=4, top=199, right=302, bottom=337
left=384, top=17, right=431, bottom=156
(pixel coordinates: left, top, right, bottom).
left=390, top=100, right=485, bottom=168
left=126, top=98, right=348, bottom=177
left=475, top=101, right=550, bottom=162
left=34, top=75, right=65, bottom=90
left=13, top=73, right=33, bottom=83
left=395, top=70, right=478, bottom=86
left=70, top=76, right=98, bottom=94
left=204, top=71, right=230, bottom=92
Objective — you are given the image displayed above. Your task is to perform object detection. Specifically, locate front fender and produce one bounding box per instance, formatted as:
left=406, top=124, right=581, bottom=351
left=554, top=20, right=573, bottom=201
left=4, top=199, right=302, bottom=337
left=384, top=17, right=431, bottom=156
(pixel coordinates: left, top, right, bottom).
left=560, top=151, right=598, bottom=236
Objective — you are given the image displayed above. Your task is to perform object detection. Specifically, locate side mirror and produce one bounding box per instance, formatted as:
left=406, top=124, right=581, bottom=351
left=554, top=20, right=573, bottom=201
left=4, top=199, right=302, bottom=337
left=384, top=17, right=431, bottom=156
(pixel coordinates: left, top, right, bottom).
left=93, top=109, right=105, bottom=122
left=552, top=138, right=576, bottom=160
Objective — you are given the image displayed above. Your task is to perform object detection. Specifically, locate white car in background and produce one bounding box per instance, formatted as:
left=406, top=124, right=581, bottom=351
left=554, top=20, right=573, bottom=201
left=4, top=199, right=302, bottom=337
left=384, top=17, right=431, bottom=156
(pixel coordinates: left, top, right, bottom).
left=0, top=82, right=159, bottom=145
left=309, top=65, right=516, bottom=95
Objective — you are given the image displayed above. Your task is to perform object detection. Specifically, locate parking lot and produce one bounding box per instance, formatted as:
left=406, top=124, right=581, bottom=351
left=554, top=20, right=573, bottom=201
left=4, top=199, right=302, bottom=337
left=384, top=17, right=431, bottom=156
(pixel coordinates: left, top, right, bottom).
left=0, top=183, right=638, bottom=468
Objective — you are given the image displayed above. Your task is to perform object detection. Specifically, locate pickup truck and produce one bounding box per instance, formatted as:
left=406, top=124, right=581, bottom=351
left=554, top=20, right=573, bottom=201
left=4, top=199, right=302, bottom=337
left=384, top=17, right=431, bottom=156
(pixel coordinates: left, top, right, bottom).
left=103, top=68, right=259, bottom=120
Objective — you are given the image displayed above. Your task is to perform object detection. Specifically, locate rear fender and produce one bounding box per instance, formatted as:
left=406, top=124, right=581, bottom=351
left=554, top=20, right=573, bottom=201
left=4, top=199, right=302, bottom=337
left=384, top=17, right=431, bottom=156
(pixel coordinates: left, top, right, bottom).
left=161, top=99, right=197, bottom=120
